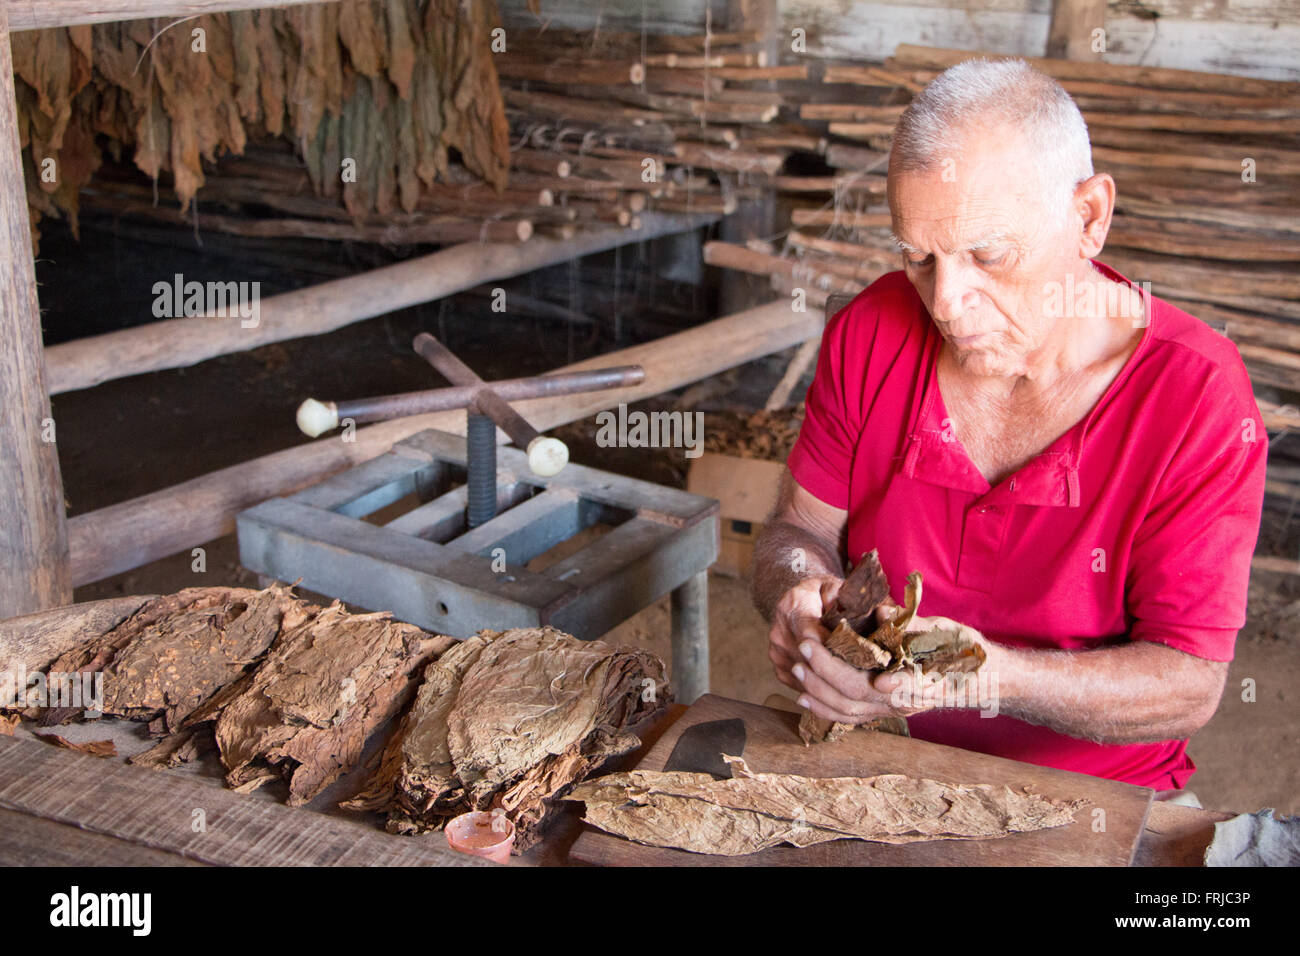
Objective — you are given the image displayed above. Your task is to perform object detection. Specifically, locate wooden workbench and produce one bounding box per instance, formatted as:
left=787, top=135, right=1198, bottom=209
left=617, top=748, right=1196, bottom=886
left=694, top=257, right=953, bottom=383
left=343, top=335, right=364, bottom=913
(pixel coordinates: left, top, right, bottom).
left=0, top=702, right=1232, bottom=867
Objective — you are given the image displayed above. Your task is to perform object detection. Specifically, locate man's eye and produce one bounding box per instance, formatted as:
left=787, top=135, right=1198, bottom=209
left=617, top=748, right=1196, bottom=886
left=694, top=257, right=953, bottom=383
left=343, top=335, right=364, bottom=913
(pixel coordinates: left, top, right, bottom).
left=975, top=249, right=1007, bottom=266
left=905, top=254, right=933, bottom=268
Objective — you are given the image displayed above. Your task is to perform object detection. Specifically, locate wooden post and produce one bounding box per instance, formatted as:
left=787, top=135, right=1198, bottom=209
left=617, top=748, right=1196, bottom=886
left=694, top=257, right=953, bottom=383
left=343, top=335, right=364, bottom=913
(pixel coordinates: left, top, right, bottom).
left=0, top=4, right=71, bottom=618
left=718, top=0, right=780, bottom=316
left=1046, top=0, right=1109, bottom=61
left=670, top=570, right=710, bottom=705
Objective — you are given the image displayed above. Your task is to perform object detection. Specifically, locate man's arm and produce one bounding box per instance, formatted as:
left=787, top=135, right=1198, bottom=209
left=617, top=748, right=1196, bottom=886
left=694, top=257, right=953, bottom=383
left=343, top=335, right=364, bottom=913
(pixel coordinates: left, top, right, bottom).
left=796, top=629, right=1230, bottom=744
left=751, top=468, right=849, bottom=692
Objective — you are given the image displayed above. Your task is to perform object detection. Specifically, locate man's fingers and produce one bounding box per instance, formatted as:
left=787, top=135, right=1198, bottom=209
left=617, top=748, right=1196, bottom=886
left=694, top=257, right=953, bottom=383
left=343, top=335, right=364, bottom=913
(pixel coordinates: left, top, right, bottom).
left=793, top=660, right=875, bottom=720
left=797, top=638, right=883, bottom=701
left=795, top=690, right=895, bottom=726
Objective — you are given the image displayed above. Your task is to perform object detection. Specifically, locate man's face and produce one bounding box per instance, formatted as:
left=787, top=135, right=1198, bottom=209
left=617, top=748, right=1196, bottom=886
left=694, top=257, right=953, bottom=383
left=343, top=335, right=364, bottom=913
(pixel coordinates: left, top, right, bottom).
left=888, top=126, right=1080, bottom=378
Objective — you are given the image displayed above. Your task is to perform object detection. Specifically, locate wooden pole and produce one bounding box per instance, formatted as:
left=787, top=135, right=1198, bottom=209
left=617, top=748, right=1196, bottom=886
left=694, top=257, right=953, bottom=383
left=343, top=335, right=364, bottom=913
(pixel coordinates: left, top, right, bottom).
left=0, top=3, right=71, bottom=618
left=5, top=1, right=328, bottom=31
left=67, top=298, right=825, bottom=586
left=718, top=0, right=781, bottom=316
left=1046, top=0, right=1108, bottom=61
left=44, top=211, right=718, bottom=395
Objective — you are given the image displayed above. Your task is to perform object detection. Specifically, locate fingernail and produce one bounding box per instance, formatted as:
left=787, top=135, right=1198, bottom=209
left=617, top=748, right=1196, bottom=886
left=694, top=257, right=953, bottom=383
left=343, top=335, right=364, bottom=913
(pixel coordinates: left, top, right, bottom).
left=792, top=663, right=805, bottom=682
left=798, top=696, right=811, bottom=709
left=800, top=642, right=813, bottom=660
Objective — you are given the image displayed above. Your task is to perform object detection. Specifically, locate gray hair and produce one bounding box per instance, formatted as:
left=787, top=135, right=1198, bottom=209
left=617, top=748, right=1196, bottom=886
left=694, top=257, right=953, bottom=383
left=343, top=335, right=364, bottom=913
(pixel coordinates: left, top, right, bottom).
left=891, top=58, right=1094, bottom=211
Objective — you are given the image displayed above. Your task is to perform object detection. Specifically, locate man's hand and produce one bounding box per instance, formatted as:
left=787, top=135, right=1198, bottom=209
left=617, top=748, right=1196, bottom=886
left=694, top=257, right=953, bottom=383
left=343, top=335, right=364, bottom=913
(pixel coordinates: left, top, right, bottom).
left=767, top=575, right=842, bottom=692
left=794, top=609, right=998, bottom=724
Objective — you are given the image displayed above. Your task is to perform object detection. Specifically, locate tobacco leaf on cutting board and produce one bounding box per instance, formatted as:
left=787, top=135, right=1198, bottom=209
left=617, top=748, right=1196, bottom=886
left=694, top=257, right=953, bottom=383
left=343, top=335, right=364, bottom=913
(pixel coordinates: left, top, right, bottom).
left=568, top=755, right=1086, bottom=856
left=343, top=626, right=669, bottom=852
left=801, top=549, right=987, bottom=746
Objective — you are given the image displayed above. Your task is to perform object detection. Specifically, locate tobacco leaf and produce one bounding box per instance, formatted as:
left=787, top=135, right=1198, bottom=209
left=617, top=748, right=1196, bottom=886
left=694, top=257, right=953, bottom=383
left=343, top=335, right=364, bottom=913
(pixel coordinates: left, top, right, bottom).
left=800, top=559, right=986, bottom=746
left=17, top=1, right=514, bottom=249
left=100, top=583, right=309, bottom=735
left=35, top=585, right=284, bottom=727
left=34, top=733, right=118, bottom=758
left=568, top=755, right=1086, bottom=856
left=206, top=602, right=455, bottom=806
left=820, top=548, right=891, bottom=635
left=344, top=626, right=669, bottom=852
left=0, top=714, right=19, bottom=736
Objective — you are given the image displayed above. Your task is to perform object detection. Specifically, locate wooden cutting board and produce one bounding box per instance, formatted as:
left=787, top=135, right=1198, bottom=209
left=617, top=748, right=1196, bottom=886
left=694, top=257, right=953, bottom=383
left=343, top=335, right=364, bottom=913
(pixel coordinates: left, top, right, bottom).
left=570, top=694, right=1153, bottom=866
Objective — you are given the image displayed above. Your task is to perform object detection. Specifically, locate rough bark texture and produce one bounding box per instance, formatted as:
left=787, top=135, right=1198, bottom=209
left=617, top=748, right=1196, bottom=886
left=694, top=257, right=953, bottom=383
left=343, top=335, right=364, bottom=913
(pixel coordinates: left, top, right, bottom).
left=344, top=626, right=669, bottom=851
left=801, top=551, right=987, bottom=746
left=568, top=755, right=1086, bottom=856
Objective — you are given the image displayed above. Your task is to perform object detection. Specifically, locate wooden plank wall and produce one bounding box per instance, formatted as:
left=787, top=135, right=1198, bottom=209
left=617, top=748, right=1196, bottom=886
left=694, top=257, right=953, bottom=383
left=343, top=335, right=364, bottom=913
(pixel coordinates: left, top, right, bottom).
left=497, top=0, right=1300, bottom=81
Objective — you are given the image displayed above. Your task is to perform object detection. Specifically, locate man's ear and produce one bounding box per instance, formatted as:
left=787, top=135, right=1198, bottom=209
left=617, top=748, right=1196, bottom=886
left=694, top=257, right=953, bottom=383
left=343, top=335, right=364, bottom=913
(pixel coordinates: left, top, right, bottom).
left=1074, top=173, right=1116, bottom=259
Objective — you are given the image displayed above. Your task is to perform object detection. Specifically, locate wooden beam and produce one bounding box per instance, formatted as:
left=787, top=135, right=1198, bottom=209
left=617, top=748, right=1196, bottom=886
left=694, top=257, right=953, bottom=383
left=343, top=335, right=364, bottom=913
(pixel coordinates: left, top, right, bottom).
left=5, top=0, right=329, bottom=31
left=1046, top=0, right=1108, bottom=61
left=0, top=3, right=71, bottom=618
left=68, top=298, right=825, bottom=586
left=44, top=212, right=717, bottom=395
left=718, top=0, right=781, bottom=316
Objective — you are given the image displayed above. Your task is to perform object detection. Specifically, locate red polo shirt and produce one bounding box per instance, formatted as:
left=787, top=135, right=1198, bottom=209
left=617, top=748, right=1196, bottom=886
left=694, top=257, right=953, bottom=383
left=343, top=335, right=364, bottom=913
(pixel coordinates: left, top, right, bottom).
left=787, top=263, right=1266, bottom=790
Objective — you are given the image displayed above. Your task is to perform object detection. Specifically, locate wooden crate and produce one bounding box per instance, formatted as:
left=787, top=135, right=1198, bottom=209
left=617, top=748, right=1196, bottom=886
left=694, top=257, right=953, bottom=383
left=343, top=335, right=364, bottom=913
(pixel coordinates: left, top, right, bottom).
left=686, top=453, right=784, bottom=578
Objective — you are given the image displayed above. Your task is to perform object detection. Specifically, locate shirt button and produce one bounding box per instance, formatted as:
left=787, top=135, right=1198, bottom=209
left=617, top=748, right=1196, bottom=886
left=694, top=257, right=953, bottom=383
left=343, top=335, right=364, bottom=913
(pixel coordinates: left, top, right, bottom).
left=1009, top=479, right=1017, bottom=492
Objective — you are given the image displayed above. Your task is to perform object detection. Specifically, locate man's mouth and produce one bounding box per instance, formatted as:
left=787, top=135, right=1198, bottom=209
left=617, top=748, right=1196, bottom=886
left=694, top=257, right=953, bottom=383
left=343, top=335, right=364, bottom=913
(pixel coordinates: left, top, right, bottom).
left=949, top=332, right=989, bottom=348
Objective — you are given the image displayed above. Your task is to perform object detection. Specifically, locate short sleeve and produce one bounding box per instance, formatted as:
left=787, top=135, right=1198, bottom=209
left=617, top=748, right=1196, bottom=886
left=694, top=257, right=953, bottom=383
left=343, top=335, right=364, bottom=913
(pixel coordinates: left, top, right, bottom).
left=787, top=307, right=857, bottom=509
left=1126, top=410, right=1267, bottom=662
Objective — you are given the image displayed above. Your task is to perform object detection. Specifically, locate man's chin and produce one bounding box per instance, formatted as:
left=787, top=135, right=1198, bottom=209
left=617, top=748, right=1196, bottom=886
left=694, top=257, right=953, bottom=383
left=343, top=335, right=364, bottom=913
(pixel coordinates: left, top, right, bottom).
left=951, top=347, right=1011, bottom=376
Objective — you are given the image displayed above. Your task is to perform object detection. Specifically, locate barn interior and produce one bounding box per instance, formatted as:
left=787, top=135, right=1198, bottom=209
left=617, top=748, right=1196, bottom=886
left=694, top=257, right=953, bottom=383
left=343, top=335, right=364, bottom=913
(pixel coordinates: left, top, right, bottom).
left=0, top=0, right=1297, bottom=872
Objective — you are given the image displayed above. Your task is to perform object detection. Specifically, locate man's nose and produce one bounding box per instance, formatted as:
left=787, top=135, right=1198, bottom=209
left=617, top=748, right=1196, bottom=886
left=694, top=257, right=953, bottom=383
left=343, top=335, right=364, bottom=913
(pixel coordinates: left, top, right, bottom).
left=930, top=260, right=975, bottom=324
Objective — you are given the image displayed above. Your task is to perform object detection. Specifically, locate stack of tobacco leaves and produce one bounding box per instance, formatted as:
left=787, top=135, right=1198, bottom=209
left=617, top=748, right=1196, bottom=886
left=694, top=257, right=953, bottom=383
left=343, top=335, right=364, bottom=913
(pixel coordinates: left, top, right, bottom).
left=14, top=0, right=510, bottom=245
left=567, top=755, right=1085, bottom=856
left=801, top=549, right=987, bottom=745
left=12, top=583, right=457, bottom=809
left=700, top=403, right=805, bottom=462
left=343, top=625, right=669, bottom=851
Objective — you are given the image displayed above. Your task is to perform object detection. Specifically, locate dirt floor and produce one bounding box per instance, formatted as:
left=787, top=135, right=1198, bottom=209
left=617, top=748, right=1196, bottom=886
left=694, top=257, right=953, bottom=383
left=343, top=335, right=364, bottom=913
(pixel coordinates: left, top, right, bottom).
left=42, top=216, right=1300, bottom=819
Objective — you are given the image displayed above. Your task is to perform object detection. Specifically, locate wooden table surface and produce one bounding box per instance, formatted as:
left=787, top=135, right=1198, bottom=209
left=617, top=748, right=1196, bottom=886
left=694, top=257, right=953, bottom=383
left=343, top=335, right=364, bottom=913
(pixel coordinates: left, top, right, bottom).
left=0, top=702, right=1232, bottom=867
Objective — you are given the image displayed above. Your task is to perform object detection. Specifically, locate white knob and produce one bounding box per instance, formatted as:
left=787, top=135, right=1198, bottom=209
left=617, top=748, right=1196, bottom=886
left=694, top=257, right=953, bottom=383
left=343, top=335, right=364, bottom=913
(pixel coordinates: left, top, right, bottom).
left=296, top=398, right=339, bottom=437
left=527, top=436, right=568, bottom=476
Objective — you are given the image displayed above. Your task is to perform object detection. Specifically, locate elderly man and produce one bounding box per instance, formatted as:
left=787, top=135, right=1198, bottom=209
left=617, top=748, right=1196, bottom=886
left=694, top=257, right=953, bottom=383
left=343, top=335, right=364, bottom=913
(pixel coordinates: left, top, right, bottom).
left=752, top=58, right=1266, bottom=792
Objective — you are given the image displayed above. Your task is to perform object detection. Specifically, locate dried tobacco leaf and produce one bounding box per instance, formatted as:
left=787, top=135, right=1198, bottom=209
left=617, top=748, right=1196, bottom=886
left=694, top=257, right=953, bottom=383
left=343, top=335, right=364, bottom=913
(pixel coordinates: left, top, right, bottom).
left=34, top=733, right=117, bottom=758
left=34, top=585, right=297, bottom=728
left=344, top=626, right=669, bottom=852
left=202, top=602, right=455, bottom=806
left=16, top=1, right=514, bottom=250
left=568, top=756, right=1086, bottom=856
left=800, top=558, right=986, bottom=746
left=101, top=583, right=310, bottom=735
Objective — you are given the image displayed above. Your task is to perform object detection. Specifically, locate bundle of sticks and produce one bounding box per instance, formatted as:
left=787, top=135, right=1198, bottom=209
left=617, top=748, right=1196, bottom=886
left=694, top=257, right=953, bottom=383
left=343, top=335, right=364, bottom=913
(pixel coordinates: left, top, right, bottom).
left=489, top=28, right=812, bottom=238
left=56, top=21, right=812, bottom=247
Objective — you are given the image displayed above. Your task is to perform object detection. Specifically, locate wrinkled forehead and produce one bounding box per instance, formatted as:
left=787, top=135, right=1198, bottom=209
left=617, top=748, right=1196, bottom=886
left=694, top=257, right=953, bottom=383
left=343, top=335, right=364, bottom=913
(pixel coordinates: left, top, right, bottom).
left=887, top=131, right=1057, bottom=245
